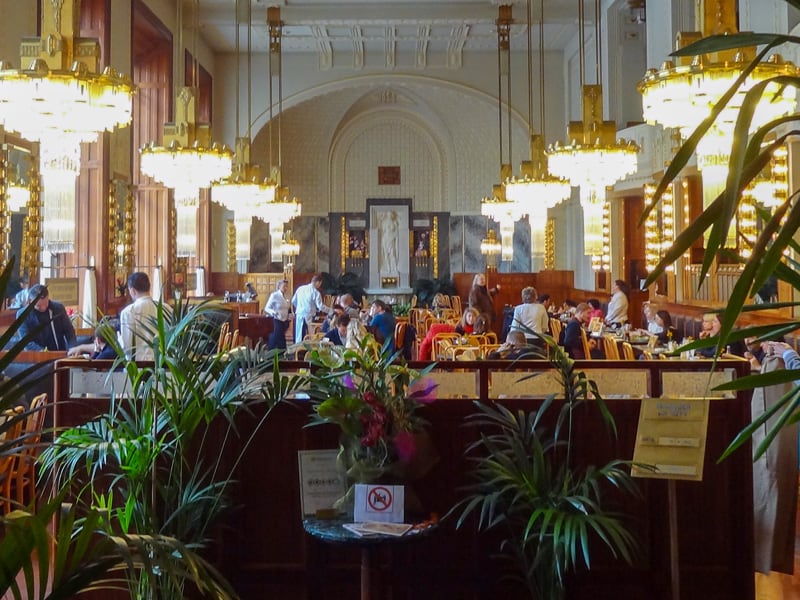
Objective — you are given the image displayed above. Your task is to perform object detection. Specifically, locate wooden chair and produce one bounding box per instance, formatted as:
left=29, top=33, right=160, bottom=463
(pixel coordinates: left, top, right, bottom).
left=229, top=329, right=240, bottom=348
left=549, top=318, right=563, bottom=344
left=450, top=296, right=462, bottom=315
left=432, top=332, right=461, bottom=360
left=217, top=322, right=231, bottom=352
left=482, top=332, right=498, bottom=345
left=602, top=336, right=621, bottom=360
left=409, top=295, right=417, bottom=308
left=621, top=342, right=636, bottom=360
left=580, top=328, right=593, bottom=360
left=394, top=322, right=407, bottom=356
left=5, top=394, right=47, bottom=511
left=440, top=309, right=460, bottom=323
left=480, top=343, right=503, bottom=358
left=0, top=408, right=24, bottom=513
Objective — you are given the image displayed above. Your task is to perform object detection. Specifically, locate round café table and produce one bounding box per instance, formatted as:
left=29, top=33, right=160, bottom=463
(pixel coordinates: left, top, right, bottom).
left=302, top=516, right=437, bottom=600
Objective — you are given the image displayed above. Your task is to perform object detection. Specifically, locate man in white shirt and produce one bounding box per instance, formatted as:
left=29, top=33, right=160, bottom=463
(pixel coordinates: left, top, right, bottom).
left=291, top=274, right=332, bottom=343
left=265, top=279, right=292, bottom=350
left=119, top=272, right=159, bottom=360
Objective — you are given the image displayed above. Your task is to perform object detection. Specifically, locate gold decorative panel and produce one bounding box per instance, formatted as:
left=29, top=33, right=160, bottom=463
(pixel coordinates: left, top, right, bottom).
left=427, top=370, right=478, bottom=399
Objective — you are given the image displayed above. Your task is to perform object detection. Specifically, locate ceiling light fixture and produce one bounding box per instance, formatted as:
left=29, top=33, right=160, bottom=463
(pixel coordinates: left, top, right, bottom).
left=140, top=0, right=232, bottom=259
left=0, top=0, right=135, bottom=254
left=549, top=0, right=638, bottom=259
left=504, top=0, right=571, bottom=263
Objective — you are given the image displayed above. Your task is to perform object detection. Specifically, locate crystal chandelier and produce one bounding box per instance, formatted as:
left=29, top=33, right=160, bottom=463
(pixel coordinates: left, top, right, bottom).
left=481, top=5, right=521, bottom=263
left=480, top=229, right=502, bottom=271
left=644, top=181, right=675, bottom=273
left=638, top=0, right=798, bottom=222
left=140, top=0, right=232, bottom=258
left=0, top=0, right=134, bottom=254
left=504, top=0, right=571, bottom=260
left=549, top=0, right=637, bottom=258
left=212, top=1, right=276, bottom=264
left=264, top=7, right=302, bottom=261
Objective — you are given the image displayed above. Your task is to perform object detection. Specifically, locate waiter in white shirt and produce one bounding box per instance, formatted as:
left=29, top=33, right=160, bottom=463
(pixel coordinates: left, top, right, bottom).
left=119, top=272, right=159, bottom=360
left=291, top=274, right=332, bottom=343
left=265, top=279, right=292, bottom=350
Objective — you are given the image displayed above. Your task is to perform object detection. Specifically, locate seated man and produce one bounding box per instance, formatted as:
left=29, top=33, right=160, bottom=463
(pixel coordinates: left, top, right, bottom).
left=368, top=300, right=396, bottom=354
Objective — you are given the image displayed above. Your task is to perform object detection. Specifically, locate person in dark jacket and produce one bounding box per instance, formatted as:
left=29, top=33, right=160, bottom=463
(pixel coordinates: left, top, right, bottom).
left=16, top=284, right=76, bottom=352
left=561, top=302, right=592, bottom=360
left=323, top=314, right=350, bottom=346
left=67, top=318, right=120, bottom=359
left=468, top=273, right=498, bottom=326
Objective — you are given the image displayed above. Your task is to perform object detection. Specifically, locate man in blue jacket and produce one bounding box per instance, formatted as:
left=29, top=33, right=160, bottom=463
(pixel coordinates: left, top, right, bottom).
left=16, top=284, right=77, bottom=351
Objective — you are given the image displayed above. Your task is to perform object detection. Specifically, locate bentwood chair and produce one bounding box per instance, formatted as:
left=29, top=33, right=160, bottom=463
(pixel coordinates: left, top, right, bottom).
left=621, top=342, right=636, bottom=360
left=602, top=336, right=621, bottom=360
left=549, top=318, right=563, bottom=345
left=580, top=328, right=593, bottom=360
left=5, top=394, right=47, bottom=510
left=0, top=407, right=23, bottom=513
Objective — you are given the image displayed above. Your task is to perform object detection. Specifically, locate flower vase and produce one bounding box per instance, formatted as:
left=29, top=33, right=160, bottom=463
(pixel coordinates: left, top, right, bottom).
left=334, top=437, right=390, bottom=517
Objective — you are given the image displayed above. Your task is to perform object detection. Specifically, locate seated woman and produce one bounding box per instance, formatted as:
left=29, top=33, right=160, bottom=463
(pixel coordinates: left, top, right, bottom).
left=323, top=314, right=350, bottom=346
left=454, top=308, right=479, bottom=336
left=653, top=310, right=674, bottom=345
left=697, top=313, right=722, bottom=358
left=510, top=287, right=549, bottom=345
left=587, top=298, right=604, bottom=321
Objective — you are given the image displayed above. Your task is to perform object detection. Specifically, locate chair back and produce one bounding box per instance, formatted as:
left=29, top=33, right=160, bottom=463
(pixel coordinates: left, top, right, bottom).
left=432, top=332, right=461, bottom=359
left=549, top=318, right=563, bottom=344
left=218, top=322, right=231, bottom=352
left=394, top=322, right=407, bottom=351
left=621, top=342, right=636, bottom=360
left=580, top=328, right=593, bottom=360
left=602, top=336, right=621, bottom=360
left=482, top=331, right=499, bottom=345
left=450, top=296, right=463, bottom=315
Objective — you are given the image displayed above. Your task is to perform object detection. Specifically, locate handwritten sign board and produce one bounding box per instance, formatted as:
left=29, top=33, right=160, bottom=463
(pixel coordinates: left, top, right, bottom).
left=297, top=450, right=345, bottom=516
left=44, top=277, right=79, bottom=306
left=631, top=397, right=710, bottom=482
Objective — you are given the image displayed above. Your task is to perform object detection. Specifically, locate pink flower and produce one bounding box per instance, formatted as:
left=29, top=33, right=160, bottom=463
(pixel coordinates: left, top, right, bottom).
left=393, top=430, right=418, bottom=463
left=342, top=374, right=356, bottom=390
left=408, top=377, right=437, bottom=403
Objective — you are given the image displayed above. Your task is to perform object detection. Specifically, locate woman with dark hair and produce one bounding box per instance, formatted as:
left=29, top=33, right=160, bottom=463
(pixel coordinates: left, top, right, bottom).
left=654, top=310, right=673, bottom=344
left=605, top=279, right=630, bottom=327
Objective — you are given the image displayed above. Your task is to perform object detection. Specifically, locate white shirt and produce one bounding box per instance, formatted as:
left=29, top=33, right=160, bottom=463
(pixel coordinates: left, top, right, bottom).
left=292, top=283, right=331, bottom=341
left=265, top=289, right=291, bottom=321
left=510, top=303, right=549, bottom=338
left=119, top=294, right=159, bottom=360
left=605, top=291, right=629, bottom=325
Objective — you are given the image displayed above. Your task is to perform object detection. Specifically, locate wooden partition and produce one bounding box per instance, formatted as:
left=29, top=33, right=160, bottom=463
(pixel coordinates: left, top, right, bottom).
left=53, top=359, right=753, bottom=600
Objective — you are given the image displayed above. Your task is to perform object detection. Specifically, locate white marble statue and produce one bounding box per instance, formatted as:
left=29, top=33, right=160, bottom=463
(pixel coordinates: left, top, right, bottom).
left=379, top=210, right=400, bottom=275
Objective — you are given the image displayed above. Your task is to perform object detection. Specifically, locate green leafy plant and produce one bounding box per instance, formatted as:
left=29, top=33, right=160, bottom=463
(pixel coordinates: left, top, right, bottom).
left=304, top=335, right=437, bottom=507
left=39, top=297, right=307, bottom=598
left=451, top=335, right=639, bottom=599
left=642, top=15, right=800, bottom=459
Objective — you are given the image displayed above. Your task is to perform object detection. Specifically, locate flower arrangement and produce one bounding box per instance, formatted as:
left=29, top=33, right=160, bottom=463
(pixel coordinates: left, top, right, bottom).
left=305, top=335, right=437, bottom=502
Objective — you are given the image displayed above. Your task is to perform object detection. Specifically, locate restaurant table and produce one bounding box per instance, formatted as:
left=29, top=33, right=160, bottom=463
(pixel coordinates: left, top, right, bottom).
left=303, top=516, right=437, bottom=600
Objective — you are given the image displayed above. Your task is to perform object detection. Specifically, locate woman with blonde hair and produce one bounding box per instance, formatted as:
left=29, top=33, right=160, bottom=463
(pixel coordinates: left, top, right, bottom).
left=468, top=273, right=498, bottom=326
left=455, top=307, right=480, bottom=336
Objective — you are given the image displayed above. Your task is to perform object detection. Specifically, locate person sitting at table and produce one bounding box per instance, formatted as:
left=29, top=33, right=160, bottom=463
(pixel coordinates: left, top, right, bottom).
left=653, top=310, right=674, bottom=345
left=67, top=318, right=120, bottom=359
left=16, top=284, right=77, bottom=352
left=561, top=302, right=593, bottom=360
left=538, top=293, right=554, bottom=314
left=510, top=286, right=549, bottom=345
left=320, top=304, right=344, bottom=334
left=367, top=300, right=396, bottom=354
left=487, top=330, right=535, bottom=360
left=697, top=313, right=722, bottom=358
left=244, top=282, right=258, bottom=301
left=323, top=314, right=350, bottom=346
left=338, top=293, right=361, bottom=318
left=454, top=308, right=479, bottom=336
left=9, top=275, right=29, bottom=309
left=587, top=298, right=604, bottom=321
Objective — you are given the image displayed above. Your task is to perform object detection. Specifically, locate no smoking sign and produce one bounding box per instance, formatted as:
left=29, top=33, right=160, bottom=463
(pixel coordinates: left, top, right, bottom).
left=354, top=484, right=405, bottom=523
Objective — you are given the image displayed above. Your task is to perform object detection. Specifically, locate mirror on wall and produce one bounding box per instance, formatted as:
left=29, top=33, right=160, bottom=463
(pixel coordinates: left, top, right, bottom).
left=1, top=131, right=39, bottom=307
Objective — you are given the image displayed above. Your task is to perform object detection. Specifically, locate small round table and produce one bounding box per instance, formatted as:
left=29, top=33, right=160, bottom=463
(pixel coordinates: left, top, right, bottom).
left=302, top=516, right=437, bottom=600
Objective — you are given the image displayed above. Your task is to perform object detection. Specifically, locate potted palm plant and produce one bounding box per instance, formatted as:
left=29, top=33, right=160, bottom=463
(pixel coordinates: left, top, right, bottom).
left=38, top=295, right=307, bottom=598
left=451, top=335, right=639, bottom=599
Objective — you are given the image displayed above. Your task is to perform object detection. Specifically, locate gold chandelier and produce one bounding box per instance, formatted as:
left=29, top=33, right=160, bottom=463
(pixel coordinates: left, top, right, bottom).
left=0, top=0, right=134, bottom=254
left=263, top=7, right=303, bottom=262
left=638, top=0, right=798, bottom=233
left=503, top=0, right=571, bottom=260
left=212, top=0, right=277, bottom=263
left=480, top=229, right=502, bottom=271
left=548, top=0, right=637, bottom=259
left=140, top=0, right=232, bottom=259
